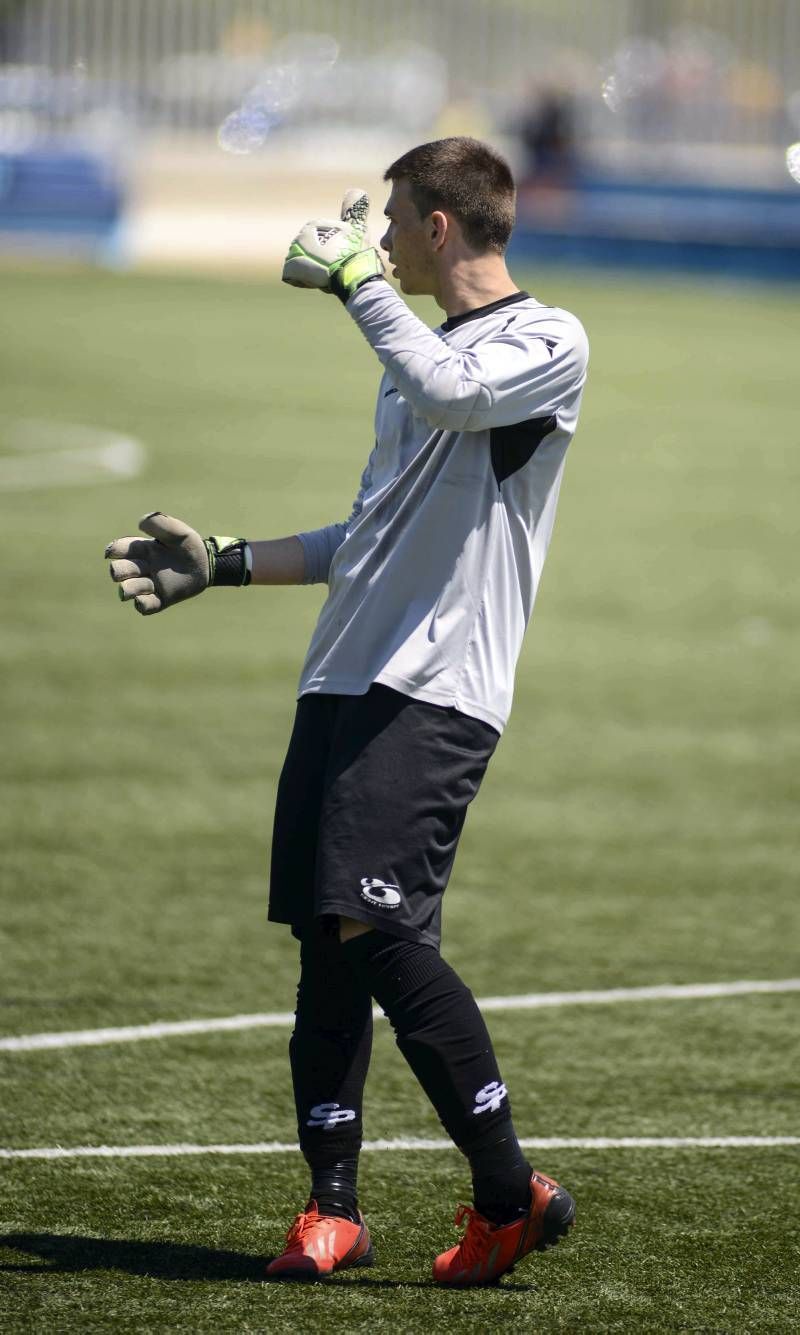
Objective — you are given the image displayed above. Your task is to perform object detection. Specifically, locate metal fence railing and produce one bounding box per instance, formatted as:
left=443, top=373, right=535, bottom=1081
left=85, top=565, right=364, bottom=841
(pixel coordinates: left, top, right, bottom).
left=0, top=0, right=797, bottom=166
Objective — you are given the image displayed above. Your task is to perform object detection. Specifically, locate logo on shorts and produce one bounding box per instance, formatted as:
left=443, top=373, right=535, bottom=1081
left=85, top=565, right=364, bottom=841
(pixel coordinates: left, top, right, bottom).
left=307, top=1102, right=357, bottom=1130
left=472, top=1081, right=508, bottom=1115
left=360, top=877, right=402, bottom=910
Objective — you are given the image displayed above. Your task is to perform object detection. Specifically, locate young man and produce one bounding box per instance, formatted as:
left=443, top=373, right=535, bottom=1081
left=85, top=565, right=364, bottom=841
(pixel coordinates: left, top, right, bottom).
left=105, top=137, right=589, bottom=1286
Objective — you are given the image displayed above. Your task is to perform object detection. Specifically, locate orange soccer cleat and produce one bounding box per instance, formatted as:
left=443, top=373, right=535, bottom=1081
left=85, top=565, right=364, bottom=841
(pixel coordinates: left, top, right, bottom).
left=432, top=1170, right=575, bottom=1287
left=266, top=1201, right=374, bottom=1280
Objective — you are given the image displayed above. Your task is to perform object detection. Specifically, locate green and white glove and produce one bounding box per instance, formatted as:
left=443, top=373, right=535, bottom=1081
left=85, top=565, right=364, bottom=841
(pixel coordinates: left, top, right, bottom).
left=105, top=511, right=249, bottom=616
left=282, top=189, right=384, bottom=302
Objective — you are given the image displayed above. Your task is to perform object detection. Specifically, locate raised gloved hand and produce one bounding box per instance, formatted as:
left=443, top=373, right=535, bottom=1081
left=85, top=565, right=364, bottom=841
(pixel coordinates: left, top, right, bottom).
left=105, top=511, right=249, bottom=616
left=282, top=189, right=384, bottom=302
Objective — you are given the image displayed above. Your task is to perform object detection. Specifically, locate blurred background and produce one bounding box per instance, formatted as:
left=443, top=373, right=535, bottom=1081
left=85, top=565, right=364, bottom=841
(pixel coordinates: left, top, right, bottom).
left=1, top=9, right=799, bottom=1327
left=0, top=0, right=799, bottom=275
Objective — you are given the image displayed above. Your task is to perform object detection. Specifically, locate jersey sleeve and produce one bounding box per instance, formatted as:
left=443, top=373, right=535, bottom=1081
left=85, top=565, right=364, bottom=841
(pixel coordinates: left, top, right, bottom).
left=297, top=523, right=347, bottom=584
left=297, top=447, right=376, bottom=584
left=346, top=282, right=588, bottom=432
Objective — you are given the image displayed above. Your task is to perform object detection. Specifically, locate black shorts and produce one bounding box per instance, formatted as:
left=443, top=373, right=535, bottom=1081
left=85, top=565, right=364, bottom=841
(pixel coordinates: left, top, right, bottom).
left=268, top=684, right=499, bottom=948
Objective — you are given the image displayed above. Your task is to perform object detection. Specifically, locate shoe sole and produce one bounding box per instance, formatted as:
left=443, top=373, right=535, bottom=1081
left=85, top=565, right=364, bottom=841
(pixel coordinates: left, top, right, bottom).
left=338, top=1244, right=375, bottom=1273
left=268, top=1243, right=375, bottom=1282
left=535, top=1187, right=576, bottom=1253
left=491, top=1187, right=577, bottom=1282
left=434, top=1190, right=577, bottom=1287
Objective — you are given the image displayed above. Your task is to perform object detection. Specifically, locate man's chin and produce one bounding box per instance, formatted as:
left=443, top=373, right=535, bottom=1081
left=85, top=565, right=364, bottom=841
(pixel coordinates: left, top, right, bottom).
left=397, top=275, right=427, bottom=296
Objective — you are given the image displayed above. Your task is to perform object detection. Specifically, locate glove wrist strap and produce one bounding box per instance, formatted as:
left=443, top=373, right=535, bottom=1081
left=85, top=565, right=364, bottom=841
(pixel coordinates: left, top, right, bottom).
left=330, top=250, right=385, bottom=304
left=205, top=537, right=251, bottom=587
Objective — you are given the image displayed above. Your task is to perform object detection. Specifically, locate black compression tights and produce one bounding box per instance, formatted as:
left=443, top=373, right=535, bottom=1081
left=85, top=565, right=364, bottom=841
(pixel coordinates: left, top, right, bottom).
left=290, top=920, right=373, bottom=1219
left=290, top=922, right=531, bottom=1223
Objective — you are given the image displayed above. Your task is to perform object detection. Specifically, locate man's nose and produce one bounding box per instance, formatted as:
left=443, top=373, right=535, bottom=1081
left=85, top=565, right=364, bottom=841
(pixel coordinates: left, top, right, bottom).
left=380, top=230, right=391, bottom=253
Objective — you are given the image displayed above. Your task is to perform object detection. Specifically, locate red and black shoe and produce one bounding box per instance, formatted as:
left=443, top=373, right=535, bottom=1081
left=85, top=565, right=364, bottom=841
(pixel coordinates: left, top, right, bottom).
left=266, top=1200, right=374, bottom=1280
left=432, top=1169, right=575, bottom=1287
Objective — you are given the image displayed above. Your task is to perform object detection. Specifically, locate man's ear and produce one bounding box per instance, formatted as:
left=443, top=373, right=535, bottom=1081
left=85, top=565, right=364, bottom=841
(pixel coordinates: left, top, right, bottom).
left=430, top=210, right=448, bottom=251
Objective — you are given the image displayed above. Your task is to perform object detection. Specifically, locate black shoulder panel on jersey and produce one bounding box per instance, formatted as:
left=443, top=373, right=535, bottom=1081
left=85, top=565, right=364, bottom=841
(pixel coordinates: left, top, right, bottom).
left=440, top=290, right=530, bottom=332
left=490, top=414, right=557, bottom=486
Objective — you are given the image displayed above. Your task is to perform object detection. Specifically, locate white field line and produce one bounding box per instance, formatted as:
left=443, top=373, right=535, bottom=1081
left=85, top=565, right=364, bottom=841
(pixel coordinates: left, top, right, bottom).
left=2, top=1136, right=799, bottom=1162
left=2, top=978, right=799, bottom=1054
left=0, top=419, right=145, bottom=491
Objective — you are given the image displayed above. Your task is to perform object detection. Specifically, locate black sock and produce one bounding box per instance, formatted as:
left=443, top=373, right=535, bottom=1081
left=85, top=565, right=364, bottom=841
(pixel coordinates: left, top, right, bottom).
left=343, top=931, right=528, bottom=1217
left=290, top=921, right=373, bottom=1213
left=305, top=1154, right=360, bottom=1222
left=468, top=1127, right=533, bottom=1225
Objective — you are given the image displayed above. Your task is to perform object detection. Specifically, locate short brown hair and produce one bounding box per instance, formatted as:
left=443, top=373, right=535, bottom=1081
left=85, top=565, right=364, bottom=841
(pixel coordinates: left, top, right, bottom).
left=384, top=137, right=516, bottom=254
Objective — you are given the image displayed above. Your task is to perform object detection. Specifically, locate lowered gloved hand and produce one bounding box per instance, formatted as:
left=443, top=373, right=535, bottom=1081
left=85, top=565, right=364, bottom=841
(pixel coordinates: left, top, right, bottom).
left=105, top=511, right=249, bottom=616
left=282, top=189, right=384, bottom=302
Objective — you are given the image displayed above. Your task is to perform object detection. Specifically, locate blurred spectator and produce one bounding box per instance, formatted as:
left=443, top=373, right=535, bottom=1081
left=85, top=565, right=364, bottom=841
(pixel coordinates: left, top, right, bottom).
left=518, top=84, right=579, bottom=187
left=221, top=16, right=273, bottom=59
left=727, top=60, right=785, bottom=142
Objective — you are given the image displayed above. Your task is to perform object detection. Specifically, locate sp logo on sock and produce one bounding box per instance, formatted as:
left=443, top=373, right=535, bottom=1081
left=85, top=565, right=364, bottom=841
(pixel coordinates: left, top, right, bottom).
left=307, top=1102, right=357, bottom=1129
left=472, top=1081, right=508, bottom=1115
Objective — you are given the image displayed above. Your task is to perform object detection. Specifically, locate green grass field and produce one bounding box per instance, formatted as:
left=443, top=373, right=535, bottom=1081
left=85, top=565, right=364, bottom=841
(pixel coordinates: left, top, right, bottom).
left=0, top=264, right=798, bottom=1331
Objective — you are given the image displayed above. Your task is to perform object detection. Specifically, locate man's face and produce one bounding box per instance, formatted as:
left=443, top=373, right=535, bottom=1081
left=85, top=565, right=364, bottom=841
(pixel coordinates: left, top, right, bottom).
left=380, top=179, right=437, bottom=296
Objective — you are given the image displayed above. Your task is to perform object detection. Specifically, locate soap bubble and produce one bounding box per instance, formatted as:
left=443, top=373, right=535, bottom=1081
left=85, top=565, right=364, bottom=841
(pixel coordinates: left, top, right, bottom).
left=600, top=37, right=666, bottom=113
left=217, top=105, right=275, bottom=154
left=601, top=74, right=622, bottom=113
left=218, top=32, right=339, bottom=154
left=273, top=31, right=339, bottom=74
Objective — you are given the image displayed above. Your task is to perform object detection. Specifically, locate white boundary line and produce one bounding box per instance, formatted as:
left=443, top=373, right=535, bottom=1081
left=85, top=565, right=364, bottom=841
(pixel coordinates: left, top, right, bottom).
left=2, top=978, right=798, bottom=1054
left=2, top=1136, right=798, bottom=1161
left=0, top=419, right=145, bottom=491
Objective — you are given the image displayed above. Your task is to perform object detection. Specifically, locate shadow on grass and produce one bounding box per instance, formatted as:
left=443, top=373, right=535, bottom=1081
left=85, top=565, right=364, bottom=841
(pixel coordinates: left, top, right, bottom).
left=0, top=1233, right=539, bottom=1292
left=0, top=1232, right=265, bottom=1282
left=333, top=1274, right=539, bottom=1293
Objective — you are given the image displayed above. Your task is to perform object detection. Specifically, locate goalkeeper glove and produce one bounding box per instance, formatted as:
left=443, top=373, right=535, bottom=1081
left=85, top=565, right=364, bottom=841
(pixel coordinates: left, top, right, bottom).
left=282, top=189, right=384, bottom=302
left=105, top=511, right=250, bottom=616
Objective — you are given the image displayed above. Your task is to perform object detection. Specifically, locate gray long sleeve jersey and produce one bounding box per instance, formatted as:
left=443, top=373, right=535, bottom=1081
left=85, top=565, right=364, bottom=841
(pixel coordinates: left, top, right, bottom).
left=297, top=280, right=589, bottom=734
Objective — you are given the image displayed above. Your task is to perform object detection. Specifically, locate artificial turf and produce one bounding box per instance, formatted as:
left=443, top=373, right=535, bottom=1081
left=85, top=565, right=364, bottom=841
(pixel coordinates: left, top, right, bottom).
left=0, top=264, right=798, bottom=1330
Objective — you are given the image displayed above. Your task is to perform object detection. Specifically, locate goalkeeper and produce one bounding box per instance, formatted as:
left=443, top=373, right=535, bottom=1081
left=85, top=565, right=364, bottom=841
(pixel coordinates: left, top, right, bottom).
left=106, top=137, right=589, bottom=1287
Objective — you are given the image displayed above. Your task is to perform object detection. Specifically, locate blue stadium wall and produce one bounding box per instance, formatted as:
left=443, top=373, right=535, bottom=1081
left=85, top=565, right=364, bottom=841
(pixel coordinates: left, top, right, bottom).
left=0, top=150, right=125, bottom=261
left=1, top=152, right=799, bottom=280
left=509, top=176, right=800, bottom=282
